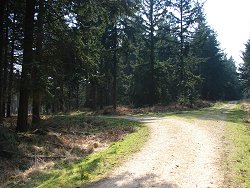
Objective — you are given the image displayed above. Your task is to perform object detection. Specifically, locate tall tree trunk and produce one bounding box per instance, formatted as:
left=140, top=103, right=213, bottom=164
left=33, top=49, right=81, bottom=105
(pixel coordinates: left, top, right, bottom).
left=67, top=86, right=71, bottom=111
left=0, top=0, right=7, bottom=124
left=7, top=32, right=15, bottom=117
left=112, top=22, right=117, bottom=110
left=91, top=81, right=97, bottom=110
left=149, top=0, right=156, bottom=106
left=16, top=0, right=36, bottom=132
left=2, top=7, right=9, bottom=117
left=75, top=84, right=79, bottom=110
left=58, top=84, right=66, bottom=112
left=32, top=0, right=45, bottom=125
left=99, top=87, right=103, bottom=110
left=179, top=0, right=185, bottom=96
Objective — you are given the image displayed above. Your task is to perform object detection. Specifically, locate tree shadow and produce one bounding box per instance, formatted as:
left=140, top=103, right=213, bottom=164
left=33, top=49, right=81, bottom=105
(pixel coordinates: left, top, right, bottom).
left=172, top=107, right=246, bottom=124
left=120, top=116, right=163, bottom=123
left=82, top=172, right=179, bottom=188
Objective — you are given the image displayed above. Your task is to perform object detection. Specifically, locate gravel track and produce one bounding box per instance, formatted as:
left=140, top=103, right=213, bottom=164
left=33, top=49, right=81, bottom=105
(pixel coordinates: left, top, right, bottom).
left=84, top=105, right=232, bottom=188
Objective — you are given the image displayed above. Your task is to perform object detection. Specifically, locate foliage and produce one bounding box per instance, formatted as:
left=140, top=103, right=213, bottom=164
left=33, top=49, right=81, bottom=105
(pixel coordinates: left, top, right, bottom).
left=0, top=0, right=243, bottom=130
left=240, top=39, right=250, bottom=97
left=191, top=19, right=241, bottom=100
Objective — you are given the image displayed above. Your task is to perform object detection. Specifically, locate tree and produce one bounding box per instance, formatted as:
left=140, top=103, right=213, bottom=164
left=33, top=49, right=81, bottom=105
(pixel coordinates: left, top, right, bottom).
left=32, top=0, right=45, bottom=125
left=0, top=0, right=242, bottom=131
left=137, top=0, right=170, bottom=105
left=191, top=17, right=241, bottom=100
left=0, top=0, right=7, bottom=124
left=7, top=12, right=15, bottom=117
left=171, top=0, right=203, bottom=104
left=240, top=39, right=250, bottom=96
left=16, top=0, right=36, bottom=132
left=223, top=57, right=241, bottom=100
left=4, top=1, right=25, bottom=117
left=191, top=19, right=224, bottom=100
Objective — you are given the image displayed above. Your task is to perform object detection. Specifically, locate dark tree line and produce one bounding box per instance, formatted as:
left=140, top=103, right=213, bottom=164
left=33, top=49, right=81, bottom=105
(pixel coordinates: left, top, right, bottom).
left=240, top=39, right=250, bottom=96
left=0, top=0, right=241, bottom=131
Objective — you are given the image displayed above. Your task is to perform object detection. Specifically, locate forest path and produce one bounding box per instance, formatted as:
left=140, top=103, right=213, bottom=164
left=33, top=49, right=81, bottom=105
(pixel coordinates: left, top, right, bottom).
left=84, top=104, right=233, bottom=188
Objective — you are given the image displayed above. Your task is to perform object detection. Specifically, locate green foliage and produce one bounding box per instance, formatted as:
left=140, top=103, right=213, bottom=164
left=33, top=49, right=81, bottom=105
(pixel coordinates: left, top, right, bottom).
left=131, top=63, right=152, bottom=107
left=191, top=19, right=241, bottom=100
left=240, top=39, right=250, bottom=97
left=2, top=0, right=244, bottom=131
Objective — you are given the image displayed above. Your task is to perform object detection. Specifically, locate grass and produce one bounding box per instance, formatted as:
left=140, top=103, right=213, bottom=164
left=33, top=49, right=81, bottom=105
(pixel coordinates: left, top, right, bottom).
left=6, top=117, right=149, bottom=188
left=225, top=104, right=250, bottom=187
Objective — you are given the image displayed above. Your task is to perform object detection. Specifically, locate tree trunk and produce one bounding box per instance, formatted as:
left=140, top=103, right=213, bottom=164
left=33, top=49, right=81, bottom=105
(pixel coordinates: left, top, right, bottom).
left=149, top=0, right=156, bottom=106
left=32, top=0, right=45, bottom=125
left=91, top=82, right=97, bottom=110
left=16, top=0, right=36, bottom=132
left=6, top=13, right=16, bottom=117
left=0, top=0, right=7, bottom=124
left=112, top=22, right=117, bottom=110
left=179, top=0, right=186, bottom=97
left=99, top=87, right=103, bottom=110
left=75, top=84, right=79, bottom=110
left=2, top=8, right=9, bottom=117
left=67, top=86, right=71, bottom=111
left=7, top=38, right=14, bottom=117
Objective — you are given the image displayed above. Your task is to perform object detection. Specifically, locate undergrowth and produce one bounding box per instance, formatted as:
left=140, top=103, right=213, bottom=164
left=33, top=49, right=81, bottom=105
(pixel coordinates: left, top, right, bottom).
left=5, top=117, right=149, bottom=188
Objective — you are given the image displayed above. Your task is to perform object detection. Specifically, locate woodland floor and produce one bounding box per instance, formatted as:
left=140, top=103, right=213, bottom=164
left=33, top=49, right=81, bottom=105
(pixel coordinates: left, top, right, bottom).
left=0, top=116, right=137, bottom=187
left=84, top=103, right=238, bottom=188
left=1, top=102, right=249, bottom=188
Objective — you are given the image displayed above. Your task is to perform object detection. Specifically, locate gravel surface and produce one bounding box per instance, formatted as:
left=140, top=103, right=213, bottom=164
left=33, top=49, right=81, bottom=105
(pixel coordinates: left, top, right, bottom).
left=84, top=105, right=231, bottom=188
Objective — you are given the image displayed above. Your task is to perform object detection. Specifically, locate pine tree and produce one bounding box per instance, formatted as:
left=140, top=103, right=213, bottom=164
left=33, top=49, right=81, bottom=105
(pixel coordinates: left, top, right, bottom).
left=171, top=0, right=203, bottom=104
left=0, top=0, right=7, bottom=124
left=240, top=39, right=250, bottom=96
left=132, top=0, right=170, bottom=105
left=16, top=0, right=36, bottom=132
left=32, top=0, right=46, bottom=125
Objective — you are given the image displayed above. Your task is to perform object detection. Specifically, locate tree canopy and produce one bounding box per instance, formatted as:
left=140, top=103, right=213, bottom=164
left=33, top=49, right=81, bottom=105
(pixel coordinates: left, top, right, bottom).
left=0, top=0, right=242, bottom=131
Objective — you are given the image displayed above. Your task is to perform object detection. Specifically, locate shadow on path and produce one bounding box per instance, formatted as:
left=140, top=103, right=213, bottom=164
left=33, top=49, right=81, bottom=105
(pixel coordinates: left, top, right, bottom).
left=82, top=172, right=179, bottom=188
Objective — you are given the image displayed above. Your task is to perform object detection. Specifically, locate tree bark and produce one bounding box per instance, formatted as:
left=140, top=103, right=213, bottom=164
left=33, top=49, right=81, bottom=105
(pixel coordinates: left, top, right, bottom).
left=91, top=82, right=97, bottom=110
left=0, top=0, right=7, bottom=124
left=2, top=6, right=9, bottom=117
left=99, top=87, right=103, bottom=110
left=149, top=0, right=156, bottom=106
left=16, top=0, right=36, bottom=132
left=7, top=31, right=15, bottom=117
left=32, top=0, right=45, bottom=126
left=112, top=21, right=117, bottom=110
left=75, top=84, right=79, bottom=110
left=180, top=0, right=184, bottom=83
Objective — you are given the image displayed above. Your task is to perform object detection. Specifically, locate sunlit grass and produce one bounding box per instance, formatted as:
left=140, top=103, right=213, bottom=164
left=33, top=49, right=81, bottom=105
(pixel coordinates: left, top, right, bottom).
left=7, top=117, right=149, bottom=188
left=225, top=104, right=250, bottom=187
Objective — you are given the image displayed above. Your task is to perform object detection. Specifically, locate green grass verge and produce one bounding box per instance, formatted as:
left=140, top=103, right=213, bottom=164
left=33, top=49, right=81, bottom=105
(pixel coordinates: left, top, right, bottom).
left=225, top=104, right=250, bottom=187
left=7, top=117, right=149, bottom=188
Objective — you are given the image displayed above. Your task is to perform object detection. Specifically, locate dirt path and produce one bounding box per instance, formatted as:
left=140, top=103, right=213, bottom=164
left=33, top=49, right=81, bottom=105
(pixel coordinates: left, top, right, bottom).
left=84, top=105, right=231, bottom=188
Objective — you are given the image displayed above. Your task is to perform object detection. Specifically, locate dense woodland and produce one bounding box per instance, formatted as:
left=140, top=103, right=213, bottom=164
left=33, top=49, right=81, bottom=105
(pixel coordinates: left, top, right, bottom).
left=0, top=0, right=246, bottom=132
